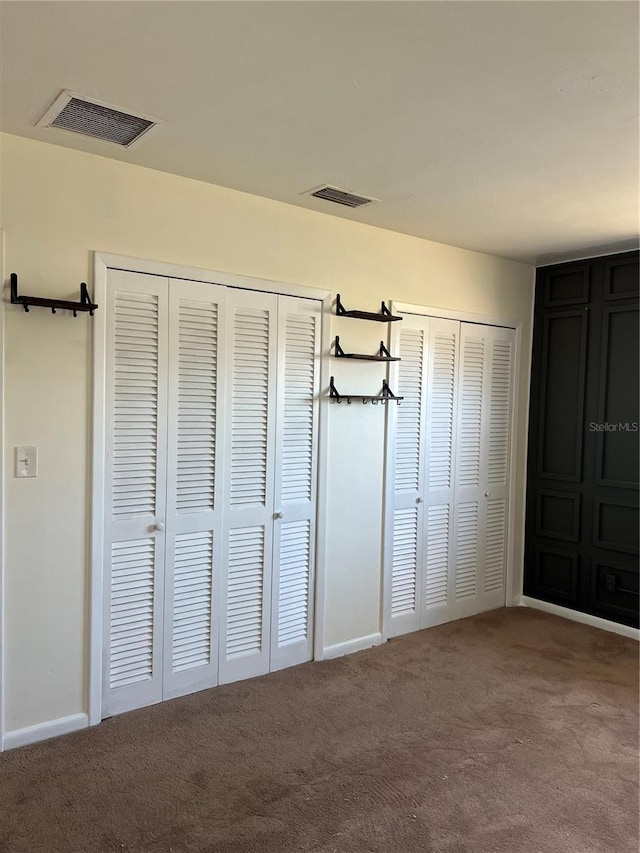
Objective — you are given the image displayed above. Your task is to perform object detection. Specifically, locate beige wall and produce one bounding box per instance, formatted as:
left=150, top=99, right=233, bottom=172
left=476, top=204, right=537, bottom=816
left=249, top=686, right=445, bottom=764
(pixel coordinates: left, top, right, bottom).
left=0, top=133, right=534, bottom=733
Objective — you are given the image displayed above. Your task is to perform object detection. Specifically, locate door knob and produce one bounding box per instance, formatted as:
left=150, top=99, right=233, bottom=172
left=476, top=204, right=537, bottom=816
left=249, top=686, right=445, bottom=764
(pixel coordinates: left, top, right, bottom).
left=416, top=497, right=424, bottom=504
left=274, top=511, right=284, bottom=520
left=484, top=491, right=490, bottom=498
left=155, top=522, right=165, bottom=532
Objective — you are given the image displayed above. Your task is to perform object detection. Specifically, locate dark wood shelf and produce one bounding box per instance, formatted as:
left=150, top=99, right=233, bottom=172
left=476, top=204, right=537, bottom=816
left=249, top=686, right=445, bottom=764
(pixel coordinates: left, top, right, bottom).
left=335, top=294, right=402, bottom=323
left=333, top=336, right=400, bottom=362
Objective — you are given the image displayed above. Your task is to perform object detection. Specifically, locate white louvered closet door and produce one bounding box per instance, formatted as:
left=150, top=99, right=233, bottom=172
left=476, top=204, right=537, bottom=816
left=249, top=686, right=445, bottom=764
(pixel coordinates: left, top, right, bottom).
left=386, top=314, right=430, bottom=637
left=422, top=319, right=460, bottom=629
left=219, top=288, right=278, bottom=684
left=451, top=323, right=486, bottom=621
left=103, top=271, right=169, bottom=718
left=270, top=296, right=321, bottom=670
left=475, top=325, right=515, bottom=614
left=452, top=323, right=516, bottom=620
left=162, top=280, right=227, bottom=700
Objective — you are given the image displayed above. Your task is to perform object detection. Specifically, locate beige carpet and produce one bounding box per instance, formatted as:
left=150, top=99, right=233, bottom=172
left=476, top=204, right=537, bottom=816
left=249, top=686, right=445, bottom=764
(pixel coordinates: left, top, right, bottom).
left=0, top=608, right=637, bottom=853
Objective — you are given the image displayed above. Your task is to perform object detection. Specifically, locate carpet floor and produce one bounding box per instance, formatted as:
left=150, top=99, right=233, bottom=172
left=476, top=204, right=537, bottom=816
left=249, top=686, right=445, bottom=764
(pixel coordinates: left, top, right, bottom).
left=0, top=608, right=637, bottom=853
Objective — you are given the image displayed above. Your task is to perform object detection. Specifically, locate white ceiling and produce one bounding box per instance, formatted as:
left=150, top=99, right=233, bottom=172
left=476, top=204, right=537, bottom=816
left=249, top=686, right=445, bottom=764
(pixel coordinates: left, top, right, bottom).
left=1, top=1, right=638, bottom=264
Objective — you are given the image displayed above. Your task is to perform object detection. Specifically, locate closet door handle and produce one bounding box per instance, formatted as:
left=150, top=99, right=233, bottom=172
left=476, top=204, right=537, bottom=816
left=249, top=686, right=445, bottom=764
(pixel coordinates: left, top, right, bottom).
left=154, top=522, right=165, bottom=532
left=416, top=497, right=424, bottom=504
left=484, top=491, right=491, bottom=498
left=274, top=511, right=284, bottom=520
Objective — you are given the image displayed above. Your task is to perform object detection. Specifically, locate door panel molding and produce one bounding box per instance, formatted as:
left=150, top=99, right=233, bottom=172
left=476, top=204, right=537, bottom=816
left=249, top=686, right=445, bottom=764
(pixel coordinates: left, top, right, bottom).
left=536, top=309, right=588, bottom=482
left=593, top=497, right=639, bottom=555
left=535, top=489, right=581, bottom=543
left=542, top=263, right=590, bottom=307
left=534, top=545, right=579, bottom=603
left=595, top=303, right=639, bottom=489
left=604, top=257, right=640, bottom=301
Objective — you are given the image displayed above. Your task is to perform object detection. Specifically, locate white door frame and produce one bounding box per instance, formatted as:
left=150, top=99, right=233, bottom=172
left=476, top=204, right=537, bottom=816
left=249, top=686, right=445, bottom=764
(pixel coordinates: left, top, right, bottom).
left=381, top=301, right=523, bottom=642
left=90, top=251, right=331, bottom=726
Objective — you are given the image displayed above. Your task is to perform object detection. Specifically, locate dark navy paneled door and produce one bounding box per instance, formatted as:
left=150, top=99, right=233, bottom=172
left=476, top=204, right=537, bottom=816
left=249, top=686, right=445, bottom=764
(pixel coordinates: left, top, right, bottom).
left=524, top=251, right=639, bottom=627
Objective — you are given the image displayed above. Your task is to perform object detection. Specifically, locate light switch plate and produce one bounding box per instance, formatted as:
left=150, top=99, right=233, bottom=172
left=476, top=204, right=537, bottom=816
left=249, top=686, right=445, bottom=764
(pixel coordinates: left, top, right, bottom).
left=15, top=446, right=38, bottom=478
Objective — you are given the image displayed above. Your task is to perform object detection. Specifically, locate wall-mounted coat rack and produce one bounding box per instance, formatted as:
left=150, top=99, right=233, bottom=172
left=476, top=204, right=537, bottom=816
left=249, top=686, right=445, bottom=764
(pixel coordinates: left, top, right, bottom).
left=10, top=273, right=98, bottom=316
left=329, top=376, right=404, bottom=405
left=335, top=294, right=402, bottom=322
left=334, top=336, right=400, bottom=362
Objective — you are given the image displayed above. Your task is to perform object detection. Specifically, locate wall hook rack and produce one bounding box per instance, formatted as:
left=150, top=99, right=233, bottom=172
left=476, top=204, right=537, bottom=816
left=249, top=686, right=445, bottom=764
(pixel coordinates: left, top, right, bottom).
left=335, top=294, right=402, bottom=322
left=10, top=273, right=98, bottom=316
left=334, top=336, right=401, bottom=362
left=328, top=376, right=404, bottom=405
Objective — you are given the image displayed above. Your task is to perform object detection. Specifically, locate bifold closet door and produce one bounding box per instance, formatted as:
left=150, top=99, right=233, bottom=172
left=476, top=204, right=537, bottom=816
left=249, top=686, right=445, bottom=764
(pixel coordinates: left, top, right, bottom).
left=386, top=315, right=516, bottom=638
left=452, top=323, right=515, bottom=619
left=270, top=296, right=321, bottom=670
left=162, top=280, right=227, bottom=700
left=102, top=271, right=169, bottom=718
left=102, top=271, right=321, bottom=715
left=387, top=315, right=460, bottom=635
left=219, top=288, right=279, bottom=684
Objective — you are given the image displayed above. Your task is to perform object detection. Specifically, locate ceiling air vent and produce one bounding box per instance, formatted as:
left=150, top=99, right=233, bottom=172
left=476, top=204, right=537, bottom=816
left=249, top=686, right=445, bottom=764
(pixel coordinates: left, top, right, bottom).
left=307, top=185, right=377, bottom=209
left=37, top=90, right=161, bottom=149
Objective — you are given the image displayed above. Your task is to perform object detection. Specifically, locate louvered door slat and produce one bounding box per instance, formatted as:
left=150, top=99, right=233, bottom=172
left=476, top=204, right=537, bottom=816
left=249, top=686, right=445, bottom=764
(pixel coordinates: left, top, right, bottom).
left=484, top=499, right=507, bottom=592
left=395, top=328, right=424, bottom=492
left=277, top=520, right=311, bottom=646
left=112, top=292, right=159, bottom=517
left=428, top=333, right=457, bottom=489
left=176, top=302, right=217, bottom=512
left=230, top=308, right=269, bottom=507
left=455, top=502, right=479, bottom=599
left=281, top=315, right=315, bottom=502
left=109, top=538, right=155, bottom=690
left=226, top=526, right=264, bottom=659
left=457, top=337, right=484, bottom=487
left=171, top=532, right=213, bottom=673
left=425, top=505, right=450, bottom=607
left=488, top=339, right=513, bottom=485
left=391, top=508, right=419, bottom=617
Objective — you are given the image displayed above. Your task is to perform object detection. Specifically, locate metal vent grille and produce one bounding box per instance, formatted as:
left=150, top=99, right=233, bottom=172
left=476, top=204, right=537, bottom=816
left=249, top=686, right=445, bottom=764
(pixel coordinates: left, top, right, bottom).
left=309, top=186, right=375, bottom=208
left=50, top=98, right=154, bottom=146
left=37, top=91, right=159, bottom=148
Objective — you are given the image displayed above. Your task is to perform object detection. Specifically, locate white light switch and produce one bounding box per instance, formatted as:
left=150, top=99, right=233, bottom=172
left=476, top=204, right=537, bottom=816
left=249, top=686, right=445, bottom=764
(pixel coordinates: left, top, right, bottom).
left=15, top=446, right=38, bottom=478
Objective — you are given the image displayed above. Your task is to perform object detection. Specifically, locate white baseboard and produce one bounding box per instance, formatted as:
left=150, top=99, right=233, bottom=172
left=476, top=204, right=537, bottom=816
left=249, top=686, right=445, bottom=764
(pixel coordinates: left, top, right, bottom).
left=2, top=712, right=88, bottom=751
left=516, top=595, right=640, bottom=641
left=321, top=632, right=382, bottom=661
